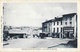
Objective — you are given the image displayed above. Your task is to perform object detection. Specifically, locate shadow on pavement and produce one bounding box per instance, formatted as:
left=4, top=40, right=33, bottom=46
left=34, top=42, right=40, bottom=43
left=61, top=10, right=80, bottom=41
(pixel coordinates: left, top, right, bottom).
left=3, top=43, right=9, bottom=46
left=48, top=39, right=77, bottom=48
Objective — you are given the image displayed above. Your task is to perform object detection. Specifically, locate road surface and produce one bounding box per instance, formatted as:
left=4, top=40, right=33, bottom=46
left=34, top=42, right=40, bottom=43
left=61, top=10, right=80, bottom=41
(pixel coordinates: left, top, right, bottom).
left=3, top=38, right=74, bottom=48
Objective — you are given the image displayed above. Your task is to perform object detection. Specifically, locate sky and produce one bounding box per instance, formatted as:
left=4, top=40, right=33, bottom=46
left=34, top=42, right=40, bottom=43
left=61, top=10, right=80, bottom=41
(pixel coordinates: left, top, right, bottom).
left=3, top=3, right=77, bottom=27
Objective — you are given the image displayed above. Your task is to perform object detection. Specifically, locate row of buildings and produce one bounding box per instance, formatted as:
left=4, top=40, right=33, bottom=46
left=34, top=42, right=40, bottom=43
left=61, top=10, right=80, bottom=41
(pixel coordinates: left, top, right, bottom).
left=9, top=26, right=42, bottom=38
left=3, top=26, right=42, bottom=41
left=42, top=13, right=77, bottom=39
left=3, top=13, right=77, bottom=40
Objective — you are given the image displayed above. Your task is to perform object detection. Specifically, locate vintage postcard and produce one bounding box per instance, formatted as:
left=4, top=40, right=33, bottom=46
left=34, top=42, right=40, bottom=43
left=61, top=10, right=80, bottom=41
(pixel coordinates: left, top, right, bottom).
left=0, top=0, right=80, bottom=52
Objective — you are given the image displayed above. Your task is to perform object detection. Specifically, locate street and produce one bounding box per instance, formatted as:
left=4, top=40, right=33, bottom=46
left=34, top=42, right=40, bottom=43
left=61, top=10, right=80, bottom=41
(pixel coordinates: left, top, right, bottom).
left=3, top=38, right=75, bottom=48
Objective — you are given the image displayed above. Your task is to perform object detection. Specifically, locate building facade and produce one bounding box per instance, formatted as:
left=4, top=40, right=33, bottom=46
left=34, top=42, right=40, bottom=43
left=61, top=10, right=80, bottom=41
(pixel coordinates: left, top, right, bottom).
left=42, top=13, right=77, bottom=39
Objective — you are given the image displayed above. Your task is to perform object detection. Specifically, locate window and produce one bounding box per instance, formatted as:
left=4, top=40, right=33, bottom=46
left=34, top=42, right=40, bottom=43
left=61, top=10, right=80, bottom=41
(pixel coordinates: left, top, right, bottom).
left=61, top=28, right=62, bottom=32
left=43, top=24, right=47, bottom=27
left=65, top=18, right=67, bottom=21
left=49, top=28, right=50, bottom=32
left=70, top=22, right=72, bottom=24
left=57, top=21, right=59, bottom=25
left=45, top=29, right=46, bottom=32
left=49, top=23, right=51, bottom=26
left=53, top=28, right=55, bottom=33
left=61, top=21, right=62, bottom=25
left=57, top=28, right=59, bottom=33
left=54, top=22, right=55, bottom=25
left=70, top=18, right=72, bottom=20
left=48, top=23, right=50, bottom=26
left=65, top=22, right=67, bottom=25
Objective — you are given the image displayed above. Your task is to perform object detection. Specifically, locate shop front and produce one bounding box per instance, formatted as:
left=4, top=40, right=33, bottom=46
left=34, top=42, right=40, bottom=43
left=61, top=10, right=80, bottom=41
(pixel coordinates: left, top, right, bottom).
left=63, top=27, right=74, bottom=39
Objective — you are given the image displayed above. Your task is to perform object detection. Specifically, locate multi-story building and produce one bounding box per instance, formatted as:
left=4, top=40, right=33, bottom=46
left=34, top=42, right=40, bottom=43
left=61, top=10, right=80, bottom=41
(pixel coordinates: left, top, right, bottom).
left=62, top=13, right=77, bottom=39
left=52, top=17, right=63, bottom=38
left=42, top=13, right=77, bottom=39
left=42, top=20, right=52, bottom=36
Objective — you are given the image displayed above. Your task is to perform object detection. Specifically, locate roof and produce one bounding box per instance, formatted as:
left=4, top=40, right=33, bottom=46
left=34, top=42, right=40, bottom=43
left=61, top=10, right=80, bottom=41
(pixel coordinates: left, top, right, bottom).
left=53, top=17, right=62, bottom=21
left=42, top=17, right=62, bottom=24
left=42, top=19, right=53, bottom=24
left=9, top=30, right=26, bottom=34
left=63, top=13, right=77, bottom=16
left=42, top=13, right=77, bottom=24
left=9, top=29, right=29, bottom=34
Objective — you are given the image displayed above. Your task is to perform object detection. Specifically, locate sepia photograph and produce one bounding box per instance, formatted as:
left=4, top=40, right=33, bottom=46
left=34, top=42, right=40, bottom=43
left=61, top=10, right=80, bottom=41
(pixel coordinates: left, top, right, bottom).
left=3, top=3, right=77, bottom=48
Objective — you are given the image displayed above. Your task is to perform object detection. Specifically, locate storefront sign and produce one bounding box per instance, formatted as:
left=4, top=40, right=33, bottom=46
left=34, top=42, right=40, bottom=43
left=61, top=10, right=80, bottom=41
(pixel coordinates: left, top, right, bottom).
left=63, top=27, right=74, bottom=34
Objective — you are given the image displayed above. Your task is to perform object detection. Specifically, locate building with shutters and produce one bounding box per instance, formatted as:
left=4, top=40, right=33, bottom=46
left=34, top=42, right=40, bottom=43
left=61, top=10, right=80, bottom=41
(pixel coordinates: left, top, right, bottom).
left=42, top=13, right=77, bottom=39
